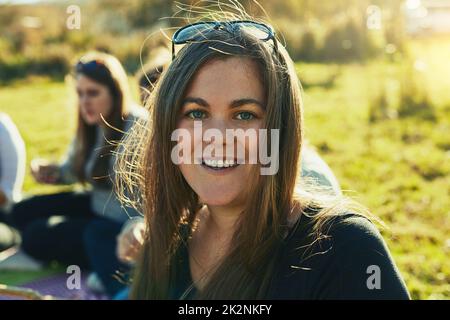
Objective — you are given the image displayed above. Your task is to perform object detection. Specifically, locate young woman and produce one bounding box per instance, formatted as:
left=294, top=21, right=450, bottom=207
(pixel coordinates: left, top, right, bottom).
left=114, top=47, right=342, bottom=300
left=0, top=113, right=25, bottom=252
left=3, top=52, right=144, bottom=297
left=116, top=18, right=410, bottom=299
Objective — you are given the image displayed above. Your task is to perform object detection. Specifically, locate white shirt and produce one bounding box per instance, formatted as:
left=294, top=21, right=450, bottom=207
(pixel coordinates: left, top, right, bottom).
left=0, top=113, right=26, bottom=211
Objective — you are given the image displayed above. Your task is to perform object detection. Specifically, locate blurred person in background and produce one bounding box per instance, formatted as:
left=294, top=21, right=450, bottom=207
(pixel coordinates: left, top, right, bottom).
left=0, top=113, right=25, bottom=254
left=0, top=52, right=145, bottom=299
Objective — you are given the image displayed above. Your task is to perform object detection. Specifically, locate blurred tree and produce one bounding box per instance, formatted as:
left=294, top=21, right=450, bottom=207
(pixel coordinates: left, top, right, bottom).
left=127, top=0, right=172, bottom=28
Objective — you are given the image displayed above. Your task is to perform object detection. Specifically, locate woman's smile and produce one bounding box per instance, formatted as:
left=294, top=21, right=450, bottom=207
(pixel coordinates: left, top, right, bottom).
left=200, top=158, right=241, bottom=175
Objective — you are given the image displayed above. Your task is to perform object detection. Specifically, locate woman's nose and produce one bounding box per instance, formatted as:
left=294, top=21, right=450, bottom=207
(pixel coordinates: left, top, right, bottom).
left=79, top=95, right=90, bottom=105
left=201, top=119, right=239, bottom=158
left=203, top=117, right=235, bottom=134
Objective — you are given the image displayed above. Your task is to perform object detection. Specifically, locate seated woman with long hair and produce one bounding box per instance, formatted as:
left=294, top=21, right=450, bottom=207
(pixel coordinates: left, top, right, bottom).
left=2, top=52, right=145, bottom=297
left=116, top=12, right=410, bottom=299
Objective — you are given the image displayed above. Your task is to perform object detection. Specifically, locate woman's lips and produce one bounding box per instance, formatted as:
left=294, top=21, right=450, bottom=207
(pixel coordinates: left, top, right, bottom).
left=85, top=110, right=96, bottom=117
left=200, top=162, right=240, bottom=175
left=199, top=158, right=241, bottom=175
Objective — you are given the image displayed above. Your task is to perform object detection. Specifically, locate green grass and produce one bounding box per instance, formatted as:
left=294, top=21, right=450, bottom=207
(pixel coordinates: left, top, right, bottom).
left=295, top=37, right=450, bottom=300
left=0, top=77, right=78, bottom=195
left=0, top=38, right=449, bottom=299
left=0, top=266, right=63, bottom=286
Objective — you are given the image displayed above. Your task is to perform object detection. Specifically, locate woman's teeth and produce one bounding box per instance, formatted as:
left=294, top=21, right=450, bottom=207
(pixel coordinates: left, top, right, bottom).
left=203, top=159, right=237, bottom=169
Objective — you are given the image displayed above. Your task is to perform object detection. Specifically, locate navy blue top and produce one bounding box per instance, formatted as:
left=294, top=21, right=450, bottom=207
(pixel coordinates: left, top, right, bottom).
left=173, top=211, right=410, bottom=300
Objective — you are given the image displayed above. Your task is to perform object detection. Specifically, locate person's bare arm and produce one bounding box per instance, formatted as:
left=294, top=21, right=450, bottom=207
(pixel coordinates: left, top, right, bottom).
left=30, top=160, right=61, bottom=184
left=30, top=137, right=79, bottom=185
left=116, top=218, right=145, bottom=264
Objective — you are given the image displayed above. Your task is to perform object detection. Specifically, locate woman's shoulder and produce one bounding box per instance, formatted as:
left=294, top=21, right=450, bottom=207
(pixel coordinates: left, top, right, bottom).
left=273, top=210, right=410, bottom=299
left=310, top=212, right=382, bottom=247
left=284, top=210, right=382, bottom=261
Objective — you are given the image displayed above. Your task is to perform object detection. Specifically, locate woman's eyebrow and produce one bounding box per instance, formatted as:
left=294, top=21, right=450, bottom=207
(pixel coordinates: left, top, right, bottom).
left=182, top=97, right=264, bottom=109
left=182, top=97, right=209, bottom=107
left=230, top=98, right=264, bottom=109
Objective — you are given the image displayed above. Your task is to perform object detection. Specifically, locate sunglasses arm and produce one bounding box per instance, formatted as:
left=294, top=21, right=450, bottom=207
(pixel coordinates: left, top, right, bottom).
left=172, top=42, right=176, bottom=61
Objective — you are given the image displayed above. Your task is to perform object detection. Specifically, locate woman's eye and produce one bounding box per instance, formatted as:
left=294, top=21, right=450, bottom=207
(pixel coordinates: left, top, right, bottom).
left=186, top=110, right=206, bottom=119
left=235, top=112, right=255, bottom=121
left=87, top=90, right=99, bottom=98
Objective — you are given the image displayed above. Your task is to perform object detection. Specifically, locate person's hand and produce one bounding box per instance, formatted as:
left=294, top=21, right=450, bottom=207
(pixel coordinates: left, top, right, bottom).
left=30, top=159, right=60, bottom=184
left=117, top=219, right=145, bottom=264
left=0, top=188, right=6, bottom=206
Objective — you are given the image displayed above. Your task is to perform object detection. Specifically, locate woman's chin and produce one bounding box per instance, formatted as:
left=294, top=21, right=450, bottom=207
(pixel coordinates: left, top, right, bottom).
left=199, top=192, right=241, bottom=207
left=82, top=115, right=100, bottom=125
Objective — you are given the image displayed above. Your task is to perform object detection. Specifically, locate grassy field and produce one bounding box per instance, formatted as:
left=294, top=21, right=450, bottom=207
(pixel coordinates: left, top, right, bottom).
left=0, top=37, right=449, bottom=299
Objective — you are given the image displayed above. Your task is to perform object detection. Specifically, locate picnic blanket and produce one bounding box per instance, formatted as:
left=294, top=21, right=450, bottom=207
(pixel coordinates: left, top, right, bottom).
left=0, top=273, right=109, bottom=300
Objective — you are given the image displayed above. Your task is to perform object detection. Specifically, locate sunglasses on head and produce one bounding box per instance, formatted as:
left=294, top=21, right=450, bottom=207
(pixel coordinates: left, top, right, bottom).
left=75, top=59, right=110, bottom=77
left=171, top=20, right=278, bottom=60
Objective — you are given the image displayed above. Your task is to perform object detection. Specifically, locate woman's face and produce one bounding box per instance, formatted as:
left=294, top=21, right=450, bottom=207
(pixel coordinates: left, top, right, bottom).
left=177, top=57, right=266, bottom=207
left=76, top=74, right=113, bottom=125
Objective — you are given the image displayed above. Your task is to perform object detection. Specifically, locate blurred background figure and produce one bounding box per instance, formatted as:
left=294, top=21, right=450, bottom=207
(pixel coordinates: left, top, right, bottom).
left=111, top=49, right=169, bottom=300
left=0, top=113, right=25, bottom=253
left=0, top=52, right=145, bottom=299
left=301, top=142, right=342, bottom=195
left=136, top=46, right=171, bottom=105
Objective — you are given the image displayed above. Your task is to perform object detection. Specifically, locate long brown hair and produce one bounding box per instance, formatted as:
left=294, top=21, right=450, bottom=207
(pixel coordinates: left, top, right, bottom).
left=116, top=7, right=375, bottom=300
left=74, top=52, right=132, bottom=188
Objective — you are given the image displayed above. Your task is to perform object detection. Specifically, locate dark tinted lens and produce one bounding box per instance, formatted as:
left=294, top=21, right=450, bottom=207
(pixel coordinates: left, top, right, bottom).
left=174, top=21, right=273, bottom=44
left=75, top=61, right=84, bottom=72
left=173, top=23, right=216, bottom=44
left=76, top=60, right=95, bottom=72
